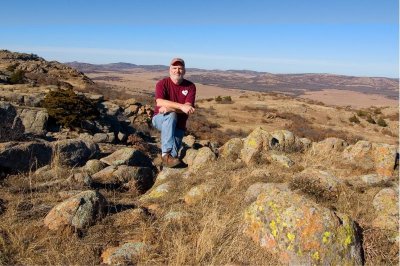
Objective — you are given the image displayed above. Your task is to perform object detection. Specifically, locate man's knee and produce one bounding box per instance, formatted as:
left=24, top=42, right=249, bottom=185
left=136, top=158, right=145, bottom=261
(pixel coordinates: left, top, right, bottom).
left=165, top=112, right=178, bottom=121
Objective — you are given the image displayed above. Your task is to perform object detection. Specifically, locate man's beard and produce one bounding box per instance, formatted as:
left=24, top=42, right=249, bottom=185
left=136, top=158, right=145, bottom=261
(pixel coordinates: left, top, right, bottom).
left=172, top=74, right=184, bottom=83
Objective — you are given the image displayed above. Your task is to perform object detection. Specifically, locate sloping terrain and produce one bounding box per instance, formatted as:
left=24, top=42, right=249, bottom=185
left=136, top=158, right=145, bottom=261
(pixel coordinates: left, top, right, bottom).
left=0, top=50, right=398, bottom=265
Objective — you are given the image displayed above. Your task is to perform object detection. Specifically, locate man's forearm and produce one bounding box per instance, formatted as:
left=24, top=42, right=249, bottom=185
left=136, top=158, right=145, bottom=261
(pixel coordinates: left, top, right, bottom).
left=156, top=99, right=192, bottom=113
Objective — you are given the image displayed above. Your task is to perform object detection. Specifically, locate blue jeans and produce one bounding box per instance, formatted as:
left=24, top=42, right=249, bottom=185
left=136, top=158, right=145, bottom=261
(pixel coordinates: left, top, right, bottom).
left=152, top=112, right=185, bottom=158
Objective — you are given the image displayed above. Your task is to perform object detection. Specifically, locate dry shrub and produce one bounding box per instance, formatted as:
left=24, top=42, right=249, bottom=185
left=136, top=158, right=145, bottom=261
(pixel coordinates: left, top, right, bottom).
left=349, top=115, right=361, bottom=124
left=289, top=176, right=339, bottom=202
left=127, top=134, right=151, bottom=153
left=363, top=228, right=399, bottom=265
left=376, top=117, right=388, bottom=127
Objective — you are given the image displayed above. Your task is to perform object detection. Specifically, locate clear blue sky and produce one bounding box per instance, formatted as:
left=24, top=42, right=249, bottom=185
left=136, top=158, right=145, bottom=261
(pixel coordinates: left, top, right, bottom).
left=1, top=0, right=398, bottom=78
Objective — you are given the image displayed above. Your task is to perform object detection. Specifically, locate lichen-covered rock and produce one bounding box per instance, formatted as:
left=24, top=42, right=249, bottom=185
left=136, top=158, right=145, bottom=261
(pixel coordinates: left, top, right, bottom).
left=52, top=139, right=99, bottom=167
left=219, top=137, right=243, bottom=160
left=372, top=188, right=399, bottom=240
left=342, top=140, right=374, bottom=170
left=44, top=190, right=106, bottom=230
left=346, top=174, right=391, bottom=190
left=100, top=147, right=152, bottom=167
left=268, top=130, right=299, bottom=151
left=243, top=185, right=362, bottom=265
left=92, top=165, right=153, bottom=186
left=184, top=183, right=214, bottom=205
left=373, top=188, right=398, bottom=216
left=191, top=147, right=216, bottom=171
left=140, top=182, right=173, bottom=201
left=343, top=141, right=397, bottom=177
left=17, top=107, right=48, bottom=136
left=155, top=168, right=186, bottom=184
left=92, top=133, right=116, bottom=144
left=101, top=241, right=148, bottom=265
left=182, top=135, right=196, bottom=148
left=240, top=127, right=270, bottom=165
left=244, top=182, right=289, bottom=203
left=372, top=143, right=397, bottom=177
left=298, top=138, right=312, bottom=150
left=182, top=148, right=198, bottom=166
left=310, top=137, right=348, bottom=155
left=269, top=153, right=294, bottom=168
left=84, top=159, right=107, bottom=175
left=291, top=168, right=341, bottom=200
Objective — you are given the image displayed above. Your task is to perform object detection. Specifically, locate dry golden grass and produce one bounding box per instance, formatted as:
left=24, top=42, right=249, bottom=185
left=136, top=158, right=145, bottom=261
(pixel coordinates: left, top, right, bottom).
left=0, top=152, right=398, bottom=265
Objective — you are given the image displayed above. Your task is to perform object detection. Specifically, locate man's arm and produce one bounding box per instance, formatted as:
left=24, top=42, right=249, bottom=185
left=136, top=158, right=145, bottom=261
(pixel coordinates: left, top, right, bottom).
left=156, top=98, right=195, bottom=114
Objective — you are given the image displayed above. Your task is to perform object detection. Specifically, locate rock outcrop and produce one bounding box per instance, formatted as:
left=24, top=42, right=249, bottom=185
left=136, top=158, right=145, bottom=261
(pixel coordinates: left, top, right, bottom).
left=243, top=184, right=363, bottom=265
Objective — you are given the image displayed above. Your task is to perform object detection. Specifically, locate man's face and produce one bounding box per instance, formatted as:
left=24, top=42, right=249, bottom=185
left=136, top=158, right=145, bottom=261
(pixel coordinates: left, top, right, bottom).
left=169, top=64, right=185, bottom=82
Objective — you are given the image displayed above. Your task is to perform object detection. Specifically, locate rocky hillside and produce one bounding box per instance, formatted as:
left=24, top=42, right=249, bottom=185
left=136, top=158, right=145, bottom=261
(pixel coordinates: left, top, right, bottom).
left=0, top=52, right=398, bottom=265
left=0, top=107, right=398, bottom=264
left=0, top=50, right=93, bottom=89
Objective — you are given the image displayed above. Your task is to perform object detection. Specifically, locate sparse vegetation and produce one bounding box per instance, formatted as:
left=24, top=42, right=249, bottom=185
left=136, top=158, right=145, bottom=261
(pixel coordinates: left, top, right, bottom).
left=6, top=64, right=17, bottom=72
left=376, top=117, right=388, bottom=127
left=9, top=69, right=25, bottom=84
left=356, top=110, right=368, bottom=117
left=41, top=88, right=99, bottom=128
left=349, top=115, right=361, bottom=124
left=366, top=115, right=376, bottom=124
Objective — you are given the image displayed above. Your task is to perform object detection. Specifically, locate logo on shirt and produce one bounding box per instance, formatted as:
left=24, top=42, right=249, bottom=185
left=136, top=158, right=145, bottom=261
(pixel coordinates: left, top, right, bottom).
left=182, top=90, right=188, bottom=96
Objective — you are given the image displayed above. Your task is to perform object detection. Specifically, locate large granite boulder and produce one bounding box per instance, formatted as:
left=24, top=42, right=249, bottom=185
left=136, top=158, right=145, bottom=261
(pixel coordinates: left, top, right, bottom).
left=240, top=127, right=270, bottom=165
left=100, top=148, right=152, bottom=167
left=0, top=101, right=24, bottom=141
left=0, top=141, right=52, bottom=172
left=52, top=139, right=99, bottom=167
left=219, top=137, right=243, bottom=160
left=17, top=107, right=48, bottom=136
left=371, top=187, right=399, bottom=240
left=190, top=147, right=217, bottom=171
left=343, top=141, right=397, bottom=177
left=44, top=190, right=107, bottom=230
left=243, top=184, right=362, bottom=265
left=310, top=137, right=348, bottom=156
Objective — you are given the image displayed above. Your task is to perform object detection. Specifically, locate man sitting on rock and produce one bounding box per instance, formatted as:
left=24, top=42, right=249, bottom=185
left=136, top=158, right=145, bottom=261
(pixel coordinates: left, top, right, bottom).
left=152, top=58, right=196, bottom=168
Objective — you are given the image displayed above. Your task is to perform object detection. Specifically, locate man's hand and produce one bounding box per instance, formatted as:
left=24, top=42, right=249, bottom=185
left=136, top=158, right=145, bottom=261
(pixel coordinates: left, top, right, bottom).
left=159, top=106, right=173, bottom=114
left=180, top=104, right=195, bottom=114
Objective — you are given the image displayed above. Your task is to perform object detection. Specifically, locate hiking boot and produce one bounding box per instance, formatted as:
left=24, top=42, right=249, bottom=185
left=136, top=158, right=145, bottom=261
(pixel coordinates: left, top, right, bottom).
left=162, top=154, right=181, bottom=168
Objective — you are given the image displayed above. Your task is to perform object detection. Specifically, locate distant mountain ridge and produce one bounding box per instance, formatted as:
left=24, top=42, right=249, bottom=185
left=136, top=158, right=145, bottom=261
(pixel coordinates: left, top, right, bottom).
left=66, top=61, right=399, bottom=100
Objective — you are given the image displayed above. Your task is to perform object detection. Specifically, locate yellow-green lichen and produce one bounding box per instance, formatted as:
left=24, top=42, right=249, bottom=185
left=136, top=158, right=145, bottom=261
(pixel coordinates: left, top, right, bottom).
left=287, top=232, right=295, bottom=242
left=247, top=138, right=258, bottom=148
left=312, top=251, right=320, bottom=260
left=269, top=220, right=278, bottom=237
left=337, top=218, right=354, bottom=248
left=344, top=234, right=352, bottom=247
left=322, top=231, right=331, bottom=244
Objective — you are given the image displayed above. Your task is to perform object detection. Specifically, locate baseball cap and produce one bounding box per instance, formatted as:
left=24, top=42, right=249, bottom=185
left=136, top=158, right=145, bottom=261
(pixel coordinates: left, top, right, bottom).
left=170, top=58, right=185, bottom=67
